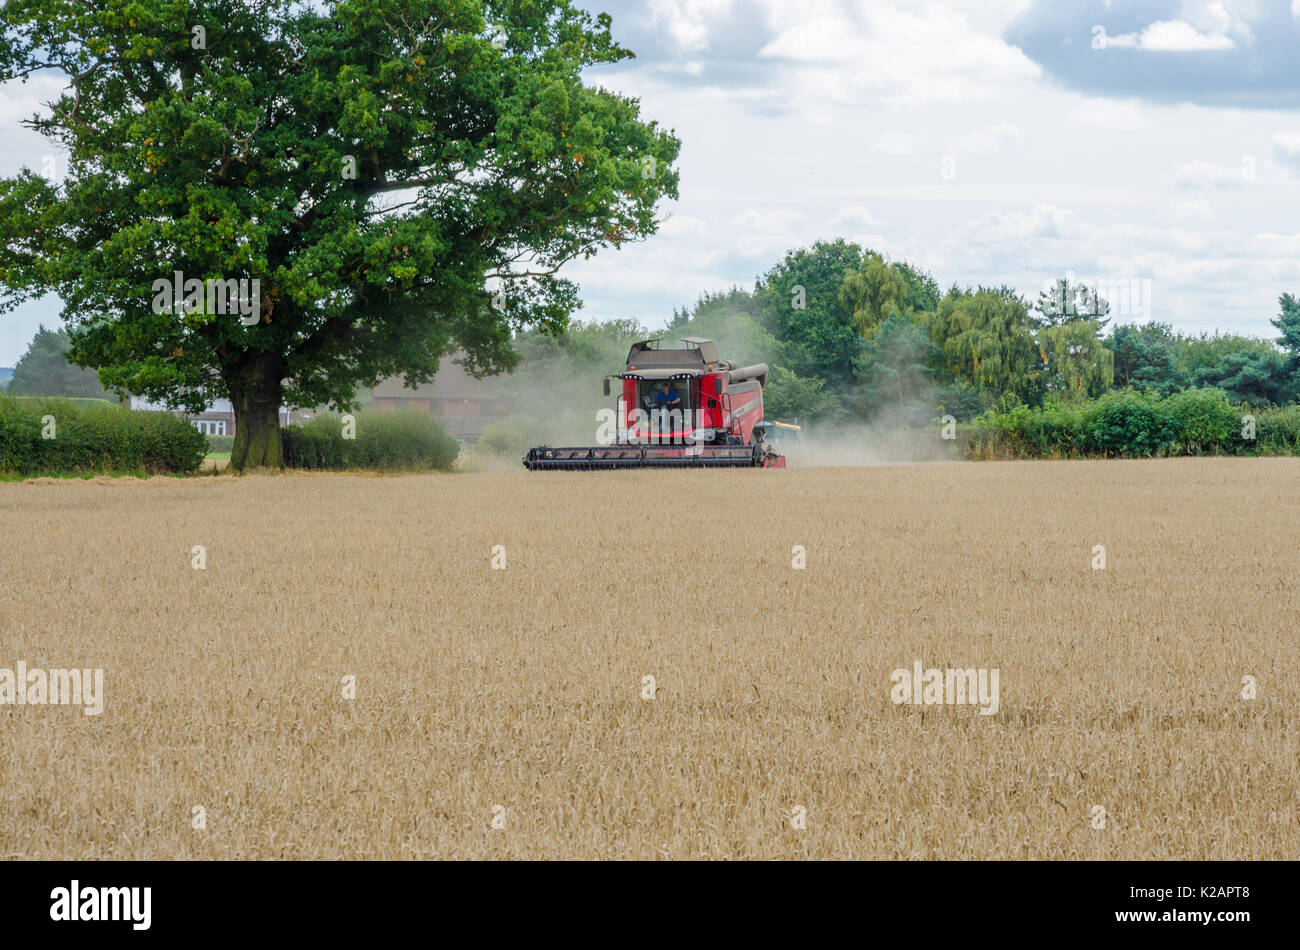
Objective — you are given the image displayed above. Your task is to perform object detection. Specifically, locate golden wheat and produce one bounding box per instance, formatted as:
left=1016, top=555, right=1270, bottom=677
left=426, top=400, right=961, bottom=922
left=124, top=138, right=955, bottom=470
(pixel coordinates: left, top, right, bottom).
left=1, top=457, right=1297, bottom=859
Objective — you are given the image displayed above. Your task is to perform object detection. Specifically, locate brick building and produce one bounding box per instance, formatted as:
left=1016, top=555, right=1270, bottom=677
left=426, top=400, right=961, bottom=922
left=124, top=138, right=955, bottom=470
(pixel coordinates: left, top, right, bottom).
left=370, top=359, right=513, bottom=443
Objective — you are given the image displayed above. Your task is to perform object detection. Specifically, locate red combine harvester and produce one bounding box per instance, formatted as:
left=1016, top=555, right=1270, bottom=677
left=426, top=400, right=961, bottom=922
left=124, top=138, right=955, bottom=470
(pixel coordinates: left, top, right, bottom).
left=523, top=337, right=790, bottom=470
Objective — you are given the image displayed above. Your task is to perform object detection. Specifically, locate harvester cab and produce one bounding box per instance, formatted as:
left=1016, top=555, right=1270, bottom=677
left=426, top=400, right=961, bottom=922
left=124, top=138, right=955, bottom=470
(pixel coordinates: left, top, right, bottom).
left=524, top=337, right=788, bottom=470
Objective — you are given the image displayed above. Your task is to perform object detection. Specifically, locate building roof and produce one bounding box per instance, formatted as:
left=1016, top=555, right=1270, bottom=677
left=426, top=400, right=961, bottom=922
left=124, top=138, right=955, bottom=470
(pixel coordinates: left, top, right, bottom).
left=372, top=356, right=514, bottom=400
left=132, top=396, right=234, bottom=413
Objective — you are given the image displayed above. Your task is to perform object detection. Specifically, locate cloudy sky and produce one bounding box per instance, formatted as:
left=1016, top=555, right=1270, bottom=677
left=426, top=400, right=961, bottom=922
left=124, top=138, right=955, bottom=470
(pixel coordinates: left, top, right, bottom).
left=3, top=0, right=1300, bottom=362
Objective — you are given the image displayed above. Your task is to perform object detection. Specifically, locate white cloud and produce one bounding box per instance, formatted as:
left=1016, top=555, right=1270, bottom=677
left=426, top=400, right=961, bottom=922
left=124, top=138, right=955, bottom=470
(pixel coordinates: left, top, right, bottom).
left=758, top=3, right=1041, bottom=107
left=874, top=131, right=917, bottom=156
left=1099, top=12, right=1238, bottom=53
left=0, top=75, right=64, bottom=125
left=1188, top=1, right=1232, bottom=34
left=1173, top=198, right=1215, bottom=221
left=965, top=203, right=1077, bottom=242
left=10, top=0, right=1300, bottom=355
left=1173, top=159, right=1243, bottom=188
left=1067, top=99, right=1147, bottom=130
left=948, top=121, right=1022, bottom=155
left=830, top=205, right=881, bottom=229
left=658, top=215, right=711, bottom=238
left=572, top=3, right=1300, bottom=340
left=1272, top=132, right=1300, bottom=173
left=932, top=201, right=1300, bottom=328
left=1138, top=19, right=1235, bottom=51
left=648, top=0, right=735, bottom=52
left=730, top=207, right=809, bottom=257
left=0, top=77, right=68, bottom=177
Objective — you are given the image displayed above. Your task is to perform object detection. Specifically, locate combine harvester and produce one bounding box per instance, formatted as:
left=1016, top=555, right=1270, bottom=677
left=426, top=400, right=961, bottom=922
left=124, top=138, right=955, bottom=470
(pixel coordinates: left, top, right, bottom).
left=523, top=337, right=797, bottom=470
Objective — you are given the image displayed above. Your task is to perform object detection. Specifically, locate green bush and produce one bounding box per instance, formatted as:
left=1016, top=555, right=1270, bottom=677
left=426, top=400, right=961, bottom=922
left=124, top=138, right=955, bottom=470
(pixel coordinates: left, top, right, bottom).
left=206, top=434, right=235, bottom=453
left=282, top=409, right=459, bottom=471
left=353, top=410, right=460, bottom=469
left=1162, top=387, right=1237, bottom=454
left=1253, top=404, right=1300, bottom=453
left=475, top=419, right=531, bottom=457
left=0, top=395, right=207, bottom=475
left=1081, top=390, right=1175, bottom=457
left=283, top=414, right=348, bottom=469
left=1037, top=401, right=1087, bottom=455
left=966, top=388, right=1300, bottom=459
left=971, top=399, right=1088, bottom=458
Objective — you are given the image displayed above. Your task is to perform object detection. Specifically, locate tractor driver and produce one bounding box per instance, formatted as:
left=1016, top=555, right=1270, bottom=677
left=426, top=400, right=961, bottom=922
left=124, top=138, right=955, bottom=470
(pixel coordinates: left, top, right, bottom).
left=653, top=381, right=682, bottom=411
left=651, top=381, right=682, bottom=438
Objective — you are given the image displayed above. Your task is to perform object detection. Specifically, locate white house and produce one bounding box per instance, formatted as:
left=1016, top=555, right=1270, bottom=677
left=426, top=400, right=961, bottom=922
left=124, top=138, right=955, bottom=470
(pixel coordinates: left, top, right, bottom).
left=130, top=396, right=309, bottom=437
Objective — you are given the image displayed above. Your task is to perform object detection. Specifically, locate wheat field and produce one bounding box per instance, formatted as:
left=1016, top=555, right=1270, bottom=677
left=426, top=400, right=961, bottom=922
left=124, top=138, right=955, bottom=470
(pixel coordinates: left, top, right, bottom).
left=2, top=457, right=1297, bottom=859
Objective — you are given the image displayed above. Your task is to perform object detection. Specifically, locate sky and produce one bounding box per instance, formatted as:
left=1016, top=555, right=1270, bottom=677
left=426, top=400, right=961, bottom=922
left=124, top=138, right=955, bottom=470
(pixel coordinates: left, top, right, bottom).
left=3, top=0, right=1300, bottom=363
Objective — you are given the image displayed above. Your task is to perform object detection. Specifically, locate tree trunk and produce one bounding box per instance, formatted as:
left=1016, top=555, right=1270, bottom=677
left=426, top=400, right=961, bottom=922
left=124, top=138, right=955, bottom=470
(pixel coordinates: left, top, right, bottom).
left=228, top=354, right=284, bottom=472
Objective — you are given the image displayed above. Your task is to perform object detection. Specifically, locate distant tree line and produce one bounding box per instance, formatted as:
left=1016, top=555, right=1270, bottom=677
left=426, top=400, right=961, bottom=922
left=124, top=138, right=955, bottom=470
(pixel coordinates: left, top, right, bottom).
left=503, top=239, right=1300, bottom=431
left=14, top=238, right=1300, bottom=454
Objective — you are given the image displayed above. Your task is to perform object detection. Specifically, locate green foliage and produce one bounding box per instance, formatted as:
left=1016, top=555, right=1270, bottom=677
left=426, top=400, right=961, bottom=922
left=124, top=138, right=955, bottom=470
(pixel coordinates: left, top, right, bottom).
left=675, top=299, right=794, bottom=371
left=936, top=381, right=985, bottom=422
left=8, top=325, right=108, bottom=398
left=1081, top=390, right=1175, bottom=457
left=753, top=239, right=865, bottom=385
left=496, top=239, right=1300, bottom=438
left=1271, top=293, right=1300, bottom=355
left=1162, top=387, right=1237, bottom=453
left=894, top=261, right=941, bottom=314
left=475, top=419, right=532, bottom=457
left=931, top=286, right=1043, bottom=405
left=1253, top=404, right=1300, bottom=453
left=762, top=366, right=839, bottom=423
left=854, top=313, right=938, bottom=419
left=1171, top=331, right=1277, bottom=379
left=513, top=319, right=647, bottom=380
left=282, top=410, right=459, bottom=471
left=971, top=388, right=1260, bottom=458
left=507, top=318, right=645, bottom=443
left=838, top=256, right=939, bottom=338
left=676, top=286, right=767, bottom=331
left=500, top=243, right=1300, bottom=439
left=971, top=399, right=1087, bottom=457
left=839, top=253, right=909, bottom=338
left=0, top=396, right=206, bottom=475
left=1037, top=318, right=1113, bottom=398
left=1107, top=322, right=1185, bottom=395
left=1192, top=348, right=1291, bottom=406
left=0, top=0, right=680, bottom=469
left=206, top=434, right=235, bottom=453
left=282, top=416, right=347, bottom=470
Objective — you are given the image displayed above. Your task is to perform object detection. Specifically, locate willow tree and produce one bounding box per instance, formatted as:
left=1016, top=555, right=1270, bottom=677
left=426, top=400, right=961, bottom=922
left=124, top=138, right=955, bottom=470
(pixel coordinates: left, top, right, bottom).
left=0, top=0, right=679, bottom=469
left=838, top=253, right=907, bottom=339
left=931, top=286, right=1043, bottom=404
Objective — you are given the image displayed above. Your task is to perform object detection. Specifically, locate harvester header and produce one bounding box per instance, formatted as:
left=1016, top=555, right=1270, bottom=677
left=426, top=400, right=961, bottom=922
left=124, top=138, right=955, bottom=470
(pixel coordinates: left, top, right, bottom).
left=523, top=337, right=787, bottom=470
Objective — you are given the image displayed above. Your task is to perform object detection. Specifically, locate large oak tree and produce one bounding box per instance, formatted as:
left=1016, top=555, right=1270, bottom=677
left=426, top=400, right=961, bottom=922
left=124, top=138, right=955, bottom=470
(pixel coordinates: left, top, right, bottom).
left=0, top=0, right=679, bottom=469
